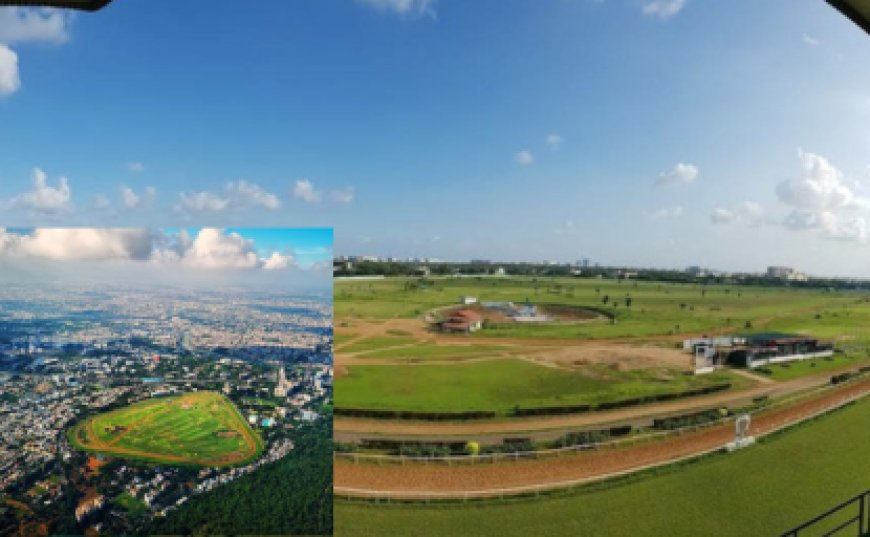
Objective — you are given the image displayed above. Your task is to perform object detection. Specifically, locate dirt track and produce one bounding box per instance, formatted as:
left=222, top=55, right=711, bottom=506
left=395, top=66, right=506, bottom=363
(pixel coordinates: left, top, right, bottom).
left=334, top=366, right=857, bottom=440
left=334, top=377, right=870, bottom=496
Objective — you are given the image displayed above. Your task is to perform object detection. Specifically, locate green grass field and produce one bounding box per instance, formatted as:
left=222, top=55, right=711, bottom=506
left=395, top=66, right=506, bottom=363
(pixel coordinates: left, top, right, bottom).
left=68, top=391, right=263, bottom=466
left=335, top=394, right=870, bottom=537
left=336, top=359, right=748, bottom=413
left=336, top=277, right=866, bottom=340
left=757, top=353, right=870, bottom=381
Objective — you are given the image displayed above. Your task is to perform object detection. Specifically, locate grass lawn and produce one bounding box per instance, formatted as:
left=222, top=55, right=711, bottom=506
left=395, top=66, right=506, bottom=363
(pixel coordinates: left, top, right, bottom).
left=357, top=343, right=514, bottom=360
left=335, top=394, right=870, bottom=537
left=335, top=277, right=865, bottom=341
left=336, top=359, right=748, bottom=413
left=341, top=336, right=418, bottom=353
left=756, top=353, right=870, bottom=381
left=115, top=492, right=149, bottom=517
left=68, top=391, right=263, bottom=466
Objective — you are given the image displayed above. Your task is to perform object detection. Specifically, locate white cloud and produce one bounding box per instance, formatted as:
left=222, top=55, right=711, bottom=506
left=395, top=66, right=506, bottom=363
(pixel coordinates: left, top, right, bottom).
left=711, top=201, right=764, bottom=226
left=126, top=162, right=145, bottom=173
left=642, top=0, right=687, bottom=20
left=545, top=134, right=564, bottom=151
left=177, top=180, right=280, bottom=213
left=356, top=0, right=436, bottom=18
left=227, top=180, right=281, bottom=210
left=330, top=186, right=355, bottom=204
left=178, top=191, right=230, bottom=213
left=802, top=34, right=820, bottom=47
left=120, top=185, right=156, bottom=210
left=293, top=179, right=322, bottom=203
left=776, top=149, right=868, bottom=212
left=0, top=44, right=20, bottom=96
left=262, top=251, right=294, bottom=270
left=0, top=228, right=154, bottom=261
left=167, top=228, right=259, bottom=269
left=655, top=162, right=698, bottom=187
left=514, top=150, right=534, bottom=166
left=649, top=206, right=684, bottom=219
left=6, top=168, right=71, bottom=213
left=0, top=228, right=309, bottom=271
left=0, top=8, right=70, bottom=44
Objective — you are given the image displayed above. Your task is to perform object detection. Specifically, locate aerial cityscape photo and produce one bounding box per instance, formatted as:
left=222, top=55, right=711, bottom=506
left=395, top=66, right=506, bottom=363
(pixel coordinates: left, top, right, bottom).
left=0, top=228, right=333, bottom=536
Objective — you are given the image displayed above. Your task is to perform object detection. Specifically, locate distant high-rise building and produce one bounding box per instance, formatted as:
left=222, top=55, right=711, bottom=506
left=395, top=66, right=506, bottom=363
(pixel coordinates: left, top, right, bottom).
left=274, top=366, right=291, bottom=397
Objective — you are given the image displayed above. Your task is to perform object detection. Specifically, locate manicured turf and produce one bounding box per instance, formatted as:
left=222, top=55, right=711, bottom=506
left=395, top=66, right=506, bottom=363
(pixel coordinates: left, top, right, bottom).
left=341, top=336, right=417, bottom=353
left=68, top=391, right=263, bottom=466
left=336, top=394, right=870, bottom=537
left=336, top=277, right=864, bottom=340
left=356, top=343, right=514, bottom=360
left=336, top=359, right=748, bottom=413
left=757, top=353, right=870, bottom=381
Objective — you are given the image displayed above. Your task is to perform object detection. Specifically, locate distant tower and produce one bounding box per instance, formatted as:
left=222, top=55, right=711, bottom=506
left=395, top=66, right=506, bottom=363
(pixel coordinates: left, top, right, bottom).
left=274, top=366, right=289, bottom=397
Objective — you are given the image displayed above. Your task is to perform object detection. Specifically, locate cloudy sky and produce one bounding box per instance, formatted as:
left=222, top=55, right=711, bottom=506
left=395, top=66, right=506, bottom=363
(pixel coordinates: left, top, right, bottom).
left=1, top=1, right=870, bottom=276
left=0, top=228, right=333, bottom=287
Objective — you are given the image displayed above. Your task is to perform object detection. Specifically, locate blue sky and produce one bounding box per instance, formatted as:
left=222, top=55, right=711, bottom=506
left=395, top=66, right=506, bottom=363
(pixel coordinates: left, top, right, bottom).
left=1, top=0, right=870, bottom=276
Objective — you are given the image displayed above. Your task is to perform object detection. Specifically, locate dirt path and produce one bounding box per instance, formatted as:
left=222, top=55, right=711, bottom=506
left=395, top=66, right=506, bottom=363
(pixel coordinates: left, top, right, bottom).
left=334, top=365, right=863, bottom=439
left=334, top=377, right=870, bottom=497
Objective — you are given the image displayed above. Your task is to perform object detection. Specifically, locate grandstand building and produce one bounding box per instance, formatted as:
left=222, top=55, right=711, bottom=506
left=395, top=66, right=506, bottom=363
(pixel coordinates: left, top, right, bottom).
left=686, top=332, right=834, bottom=371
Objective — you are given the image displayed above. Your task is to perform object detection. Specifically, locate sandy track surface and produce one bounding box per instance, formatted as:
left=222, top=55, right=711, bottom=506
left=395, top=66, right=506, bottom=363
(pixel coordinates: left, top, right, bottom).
left=334, top=366, right=860, bottom=439
left=334, top=377, right=870, bottom=497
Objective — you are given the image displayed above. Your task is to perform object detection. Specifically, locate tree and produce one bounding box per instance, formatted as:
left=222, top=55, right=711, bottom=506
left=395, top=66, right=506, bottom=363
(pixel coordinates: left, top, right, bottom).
left=465, top=441, right=480, bottom=457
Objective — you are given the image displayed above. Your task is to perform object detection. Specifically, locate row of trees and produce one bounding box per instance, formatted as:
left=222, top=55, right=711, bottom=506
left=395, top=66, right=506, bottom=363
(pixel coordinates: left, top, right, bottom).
left=146, top=417, right=333, bottom=536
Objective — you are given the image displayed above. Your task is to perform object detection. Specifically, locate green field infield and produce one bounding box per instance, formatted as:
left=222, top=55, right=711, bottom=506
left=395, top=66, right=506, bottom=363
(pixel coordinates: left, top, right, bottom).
left=755, top=353, right=870, bottom=381
left=336, top=277, right=870, bottom=341
left=335, top=358, right=750, bottom=413
left=336, top=394, right=870, bottom=537
left=354, top=343, right=515, bottom=360
left=68, top=391, right=264, bottom=467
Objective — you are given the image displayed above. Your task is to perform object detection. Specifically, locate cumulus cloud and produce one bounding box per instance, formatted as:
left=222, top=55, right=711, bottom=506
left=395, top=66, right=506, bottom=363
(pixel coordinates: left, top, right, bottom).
left=711, top=201, right=764, bottom=226
left=546, top=134, right=564, bottom=151
left=293, top=179, right=321, bottom=203
left=330, top=186, right=355, bottom=204
left=6, top=168, right=71, bottom=213
left=776, top=149, right=868, bottom=212
left=655, top=162, right=698, bottom=187
left=514, top=150, right=534, bottom=166
left=126, top=162, right=145, bottom=173
left=0, top=44, right=20, bottom=96
left=356, top=0, right=436, bottom=18
left=0, top=8, right=70, bottom=44
left=120, top=185, right=156, bottom=210
left=0, top=228, right=155, bottom=261
left=774, top=150, right=870, bottom=243
left=642, top=0, right=687, bottom=20
left=227, top=180, right=281, bottom=210
left=177, top=180, right=280, bottom=213
left=0, top=228, right=309, bottom=271
left=167, top=228, right=259, bottom=269
left=262, top=251, right=294, bottom=270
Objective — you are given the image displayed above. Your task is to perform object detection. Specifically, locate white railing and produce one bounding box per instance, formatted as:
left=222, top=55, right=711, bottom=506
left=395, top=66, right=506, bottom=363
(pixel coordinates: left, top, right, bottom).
left=334, top=386, right=870, bottom=501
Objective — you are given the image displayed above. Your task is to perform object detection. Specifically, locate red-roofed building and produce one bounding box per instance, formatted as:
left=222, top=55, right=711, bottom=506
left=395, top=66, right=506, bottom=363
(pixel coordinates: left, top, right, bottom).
left=438, top=309, right=483, bottom=333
